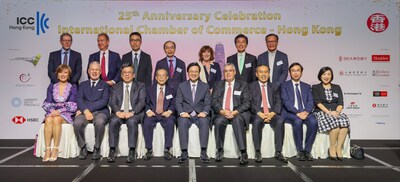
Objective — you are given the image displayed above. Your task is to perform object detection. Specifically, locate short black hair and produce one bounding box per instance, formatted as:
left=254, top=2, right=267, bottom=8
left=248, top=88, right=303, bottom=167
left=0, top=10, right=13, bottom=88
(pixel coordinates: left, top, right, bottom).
left=129, top=32, right=142, bottom=40
left=187, top=62, right=201, bottom=73
left=234, top=34, right=248, bottom=44
left=265, top=33, right=279, bottom=42
left=60, top=33, right=72, bottom=41
left=256, top=64, right=270, bottom=72
left=317, top=66, right=334, bottom=82
left=121, top=63, right=135, bottom=73
left=163, top=40, right=176, bottom=49
left=289, top=62, right=303, bottom=72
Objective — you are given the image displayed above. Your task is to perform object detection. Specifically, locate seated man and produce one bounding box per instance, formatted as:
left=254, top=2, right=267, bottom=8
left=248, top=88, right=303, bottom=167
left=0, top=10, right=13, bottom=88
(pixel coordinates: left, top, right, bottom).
left=176, top=62, right=211, bottom=163
left=281, top=62, right=317, bottom=161
left=143, top=69, right=176, bottom=161
left=74, top=61, right=110, bottom=160
left=249, top=65, right=286, bottom=163
left=211, top=63, right=251, bottom=165
left=108, top=63, right=146, bottom=163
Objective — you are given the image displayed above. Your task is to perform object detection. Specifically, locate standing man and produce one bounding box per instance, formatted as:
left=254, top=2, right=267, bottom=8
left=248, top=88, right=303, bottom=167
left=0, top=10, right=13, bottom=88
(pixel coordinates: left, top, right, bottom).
left=48, top=33, right=82, bottom=85
left=108, top=63, right=146, bottom=163
left=281, top=62, right=317, bottom=161
left=249, top=65, right=287, bottom=163
left=121, top=32, right=152, bottom=87
left=257, top=34, right=288, bottom=86
left=211, top=63, right=251, bottom=165
left=74, top=62, right=110, bottom=160
left=143, top=69, right=176, bottom=161
left=227, top=34, right=257, bottom=83
left=176, top=62, right=211, bottom=163
left=88, top=33, right=121, bottom=86
left=154, top=40, right=186, bottom=88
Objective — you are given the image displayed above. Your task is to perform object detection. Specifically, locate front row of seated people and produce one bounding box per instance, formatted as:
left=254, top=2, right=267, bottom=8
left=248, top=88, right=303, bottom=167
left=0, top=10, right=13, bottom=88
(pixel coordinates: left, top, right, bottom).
left=41, top=62, right=350, bottom=164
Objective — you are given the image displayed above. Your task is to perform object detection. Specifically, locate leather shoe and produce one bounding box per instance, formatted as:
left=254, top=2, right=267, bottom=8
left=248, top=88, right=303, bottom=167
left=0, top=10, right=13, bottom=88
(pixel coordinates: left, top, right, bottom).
left=255, top=151, right=262, bottom=163
left=144, top=150, right=153, bottom=161
left=178, top=151, right=188, bottom=163
left=78, top=147, right=88, bottom=160
left=275, top=152, right=288, bottom=163
left=239, top=153, right=249, bottom=165
left=200, top=150, right=210, bottom=163
left=215, top=149, right=223, bottom=162
left=92, top=148, right=101, bottom=160
left=164, top=149, right=173, bottom=161
left=126, top=149, right=136, bottom=163
left=298, top=151, right=306, bottom=161
left=107, top=149, right=117, bottom=162
left=304, top=151, right=314, bottom=161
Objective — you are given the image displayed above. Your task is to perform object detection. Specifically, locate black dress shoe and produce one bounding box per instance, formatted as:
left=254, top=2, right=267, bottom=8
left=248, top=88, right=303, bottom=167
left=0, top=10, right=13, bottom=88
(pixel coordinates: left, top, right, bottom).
left=255, top=151, right=262, bottom=163
left=298, top=151, right=306, bottom=161
left=178, top=151, right=188, bottom=163
left=126, top=149, right=136, bottom=163
left=328, top=149, right=337, bottom=161
left=239, top=153, right=249, bottom=165
left=215, top=149, right=223, bottom=162
left=275, top=152, right=288, bottom=163
left=200, top=150, right=210, bottom=163
left=144, top=150, right=153, bottom=161
left=164, top=149, right=173, bottom=161
left=304, top=151, right=314, bottom=161
left=92, top=148, right=101, bottom=160
left=107, top=149, right=117, bottom=162
left=337, top=156, right=344, bottom=161
left=78, top=147, right=88, bottom=160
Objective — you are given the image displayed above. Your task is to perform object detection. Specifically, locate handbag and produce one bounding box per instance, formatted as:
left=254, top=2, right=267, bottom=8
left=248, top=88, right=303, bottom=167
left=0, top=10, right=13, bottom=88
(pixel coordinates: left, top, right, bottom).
left=350, top=144, right=364, bottom=159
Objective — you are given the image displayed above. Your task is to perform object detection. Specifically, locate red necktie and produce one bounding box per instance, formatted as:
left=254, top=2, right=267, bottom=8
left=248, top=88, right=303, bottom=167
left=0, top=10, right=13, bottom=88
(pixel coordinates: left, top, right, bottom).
left=101, top=52, right=108, bottom=81
left=169, top=59, right=174, bottom=78
left=262, top=84, right=269, bottom=113
left=224, top=83, right=232, bottom=111
left=156, top=87, right=164, bottom=114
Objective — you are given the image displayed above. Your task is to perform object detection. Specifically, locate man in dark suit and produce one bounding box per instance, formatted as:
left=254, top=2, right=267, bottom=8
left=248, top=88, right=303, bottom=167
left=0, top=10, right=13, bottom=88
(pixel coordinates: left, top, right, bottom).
left=73, top=62, right=110, bottom=160
left=281, top=62, right=317, bottom=161
left=227, top=34, right=257, bottom=83
left=87, top=33, right=121, bottom=86
left=249, top=65, right=287, bottom=163
left=121, top=32, right=152, bottom=87
left=143, top=69, right=176, bottom=161
left=176, top=62, right=211, bottom=163
left=257, top=34, right=288, bottom=86
left=48, top=33, right=82, bottom=85
left=108, top=63, right=146, bottom=163
left=154, top=41, right=186, bottom=88
left=211, top=63, right=251, bottom=165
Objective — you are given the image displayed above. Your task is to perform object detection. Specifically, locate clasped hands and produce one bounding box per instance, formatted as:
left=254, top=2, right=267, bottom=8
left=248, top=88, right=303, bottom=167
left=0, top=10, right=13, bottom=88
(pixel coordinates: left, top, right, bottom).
left=220, top=110, right=239, bottom=119
left=258, top=111, right=276, bottom=123
left=146, top=110, right=173, bottom=118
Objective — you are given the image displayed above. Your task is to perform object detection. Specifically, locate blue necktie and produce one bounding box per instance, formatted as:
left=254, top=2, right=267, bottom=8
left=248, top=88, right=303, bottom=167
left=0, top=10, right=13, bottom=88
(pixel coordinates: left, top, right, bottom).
left=295, top=83, right=304, bottom=111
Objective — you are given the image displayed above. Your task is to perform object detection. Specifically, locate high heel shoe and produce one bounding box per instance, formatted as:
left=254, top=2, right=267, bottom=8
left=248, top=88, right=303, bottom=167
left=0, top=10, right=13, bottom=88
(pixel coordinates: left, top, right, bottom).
left=328, top=149, right=337, bottom=161
left=49, top=147, right=61, bottom=162
left=42, top=147, right=51, bottom=162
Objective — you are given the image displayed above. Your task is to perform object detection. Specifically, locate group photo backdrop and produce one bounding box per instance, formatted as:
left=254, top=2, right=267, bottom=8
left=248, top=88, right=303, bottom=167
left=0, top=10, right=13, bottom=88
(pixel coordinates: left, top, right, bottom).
left=0, top=0, right=399, bottom=139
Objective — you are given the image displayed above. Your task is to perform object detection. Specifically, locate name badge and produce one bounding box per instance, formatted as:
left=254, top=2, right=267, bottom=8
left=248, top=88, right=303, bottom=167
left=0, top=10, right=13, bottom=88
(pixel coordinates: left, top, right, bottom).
left=166, top=94, right=173, bottom=100
left=210, top=68, right=217, bottom=73
left=333, top=93, right=339, bottom=98
left=245, top=63, right=252, bottom=68
left=176, top=67, right=182, bottom=73
left=277, top=60, right=283, bottom=66
left=234, top=91, right=241, bottom=96
left=97, top=89, right=103, bottom=91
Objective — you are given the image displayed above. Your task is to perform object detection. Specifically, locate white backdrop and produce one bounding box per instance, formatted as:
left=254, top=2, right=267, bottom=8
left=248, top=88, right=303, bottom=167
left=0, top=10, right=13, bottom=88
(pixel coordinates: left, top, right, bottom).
left=0, top=0, right=399, bottom=139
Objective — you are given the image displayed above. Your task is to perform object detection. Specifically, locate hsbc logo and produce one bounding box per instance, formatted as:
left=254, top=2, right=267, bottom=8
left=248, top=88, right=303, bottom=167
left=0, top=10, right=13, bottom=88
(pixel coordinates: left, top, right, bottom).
left=11, top=116, right=39, bottom=124
left=371, top=55, right=390, bottom=62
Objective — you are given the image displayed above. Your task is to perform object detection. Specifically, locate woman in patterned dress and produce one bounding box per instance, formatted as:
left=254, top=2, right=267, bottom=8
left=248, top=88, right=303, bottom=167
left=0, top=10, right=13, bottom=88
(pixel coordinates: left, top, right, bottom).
left=42, top=64, right=78, bottom=162
left=312, top=67, right=350, bottom=160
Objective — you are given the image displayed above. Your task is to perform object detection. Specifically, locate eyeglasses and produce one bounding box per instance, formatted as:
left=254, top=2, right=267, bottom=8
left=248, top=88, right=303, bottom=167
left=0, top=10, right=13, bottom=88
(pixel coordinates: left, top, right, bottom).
left=266, top=41, right=277, bottom=44
left=122, top=71, right=134, bottom=75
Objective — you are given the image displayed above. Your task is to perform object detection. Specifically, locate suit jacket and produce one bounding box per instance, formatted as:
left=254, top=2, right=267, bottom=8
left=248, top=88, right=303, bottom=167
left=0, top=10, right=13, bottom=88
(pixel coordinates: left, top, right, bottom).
left=249, top=81, right=281, bottom=115
left=175, top=80, right=211, bottom=115
left=153, top=57, right=186, bottom=88
left=121, top=51, right=152, bottom=87
left=312, top=83, right=344, bottom=112
left=48, top=49, right=82, bottom=84
left=145, top=83, right=176, bottom=114
left=203, top=62, right=221, bottom=89
left=77, top=79, right=110, bottom=117
left=227, top=53, right=257, bottom=83
left=109, top=81, right=146, bottom=118
left=257, top=50, right=288, bottom=86
left=88, top=50, right=121, bottom=83
left=280, top=80, right=314, bottom=116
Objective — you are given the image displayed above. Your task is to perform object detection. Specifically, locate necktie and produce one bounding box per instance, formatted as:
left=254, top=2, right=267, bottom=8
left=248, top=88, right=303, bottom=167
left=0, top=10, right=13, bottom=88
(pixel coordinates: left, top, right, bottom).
left=124, top=84, right=130, bottom=113
left=169, top=59, right=174, bottom=78
left=133, top=53, right=139, bottom=76
left=101, top=52, right=108, bottom=81
left=295, top=83, right=304, bottom=111
left=91, top=81, right=96, bottom=88
left=190, top=84, right=196, bottom=116
left=156, top=86, right=164, bottom=114
left=224, top=83, right=232, bottom=111
left=63, top=52, right=68, bottom=65
left=239, top=54, right=244, bottom=74
left=261, top=84, right=269, bottom=113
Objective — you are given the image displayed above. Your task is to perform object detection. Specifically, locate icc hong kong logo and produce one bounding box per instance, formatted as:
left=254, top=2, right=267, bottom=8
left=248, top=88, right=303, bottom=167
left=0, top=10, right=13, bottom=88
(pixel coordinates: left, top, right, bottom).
left=367, top=13, right=389, bottom=33
left=12, top=116, right=26, bottom=124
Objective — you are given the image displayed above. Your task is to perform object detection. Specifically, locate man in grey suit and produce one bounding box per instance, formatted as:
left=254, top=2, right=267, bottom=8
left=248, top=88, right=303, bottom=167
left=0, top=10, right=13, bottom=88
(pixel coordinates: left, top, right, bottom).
left=108, top=63, right=146, bottom=163
left=249, top=65, right=287, bottom=163
left=176, top=62, right=211, bottom=163
left=74, top=62, right=110, bottom=160
left=211, top=63, right=251, bottom=165
left=257, top=34, right=288, bottom=86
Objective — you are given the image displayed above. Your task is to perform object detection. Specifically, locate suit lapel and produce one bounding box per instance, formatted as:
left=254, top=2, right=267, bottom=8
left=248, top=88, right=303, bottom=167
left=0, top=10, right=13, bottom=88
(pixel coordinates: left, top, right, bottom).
left=267, top=83, right=273, bottom=108
left=151, top=85, right=157, bottom=110
left=232, top=80, right=240, bottom=107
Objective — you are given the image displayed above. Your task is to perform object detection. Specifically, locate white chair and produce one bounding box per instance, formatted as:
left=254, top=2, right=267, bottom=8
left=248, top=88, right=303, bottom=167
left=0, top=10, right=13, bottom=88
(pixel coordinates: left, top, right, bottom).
left=173, top=125, right=213, bottom=157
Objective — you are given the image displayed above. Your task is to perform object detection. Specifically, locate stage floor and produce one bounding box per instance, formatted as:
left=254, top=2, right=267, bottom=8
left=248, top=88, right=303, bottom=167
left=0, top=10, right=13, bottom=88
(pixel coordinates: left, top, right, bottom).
left=0, top=140, right=399, bottom=182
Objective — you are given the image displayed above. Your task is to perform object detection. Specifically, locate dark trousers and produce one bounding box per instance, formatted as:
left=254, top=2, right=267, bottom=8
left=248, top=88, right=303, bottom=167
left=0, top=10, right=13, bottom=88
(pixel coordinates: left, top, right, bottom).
left=252, top=114, right=285, bottom=152
left=109, top=114, right=142, bottom=148
left=285, top=113, right=318, bottom=152
left=178, top=116, right=210, bottom=150
left=73, top=112, right=108, bottom=149
left=143, top=114, right=175, bottom=150
left=213, top=114, right=247, bottom=151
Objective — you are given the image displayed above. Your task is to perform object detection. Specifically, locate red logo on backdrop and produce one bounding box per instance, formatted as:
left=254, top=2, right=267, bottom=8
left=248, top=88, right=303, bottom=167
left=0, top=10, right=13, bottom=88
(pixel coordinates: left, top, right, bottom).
left=367, top=13, right=389, bottom=33
left=373, top=91, right=388, bottom=97
left=12, top=116, right=26, bottom=124
left=372, top=103, right=377, bottom=108
left=372, top=55, right=390, bottom=62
